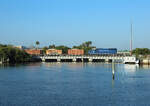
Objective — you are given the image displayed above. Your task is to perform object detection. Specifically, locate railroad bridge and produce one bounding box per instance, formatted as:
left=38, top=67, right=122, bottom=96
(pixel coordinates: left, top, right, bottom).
left=37, top=55, right=138, bottom=64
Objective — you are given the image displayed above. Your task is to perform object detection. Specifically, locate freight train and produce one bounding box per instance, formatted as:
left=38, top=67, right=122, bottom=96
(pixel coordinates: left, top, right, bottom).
left=25, top=48, right=117, bottom=56
left=88, top=48, right=117, bottom=55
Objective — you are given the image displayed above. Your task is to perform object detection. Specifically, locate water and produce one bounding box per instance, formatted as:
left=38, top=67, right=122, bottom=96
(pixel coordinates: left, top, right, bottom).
left=0, top=63, right=150, bottom=106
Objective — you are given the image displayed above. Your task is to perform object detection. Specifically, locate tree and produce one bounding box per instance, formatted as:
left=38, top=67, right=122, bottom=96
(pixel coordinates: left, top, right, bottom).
left=43, top=46, right=48, bottom=54
left=132, top=48, right=150, bottom=56
left=84, top=41, right=92, bottom=47
left=35, top=41, right=40, bottom=49
left=0, top=44, right=31, bottom=63
left=55, top=45, right=70, bottom=54
left=49, top=44, right=55, bottom=49
left=72, top=41, right=95, bottom=54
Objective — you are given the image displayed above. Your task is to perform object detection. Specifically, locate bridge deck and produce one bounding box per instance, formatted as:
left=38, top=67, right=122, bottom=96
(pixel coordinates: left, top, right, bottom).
left=36, top=55, right=138, bottom=64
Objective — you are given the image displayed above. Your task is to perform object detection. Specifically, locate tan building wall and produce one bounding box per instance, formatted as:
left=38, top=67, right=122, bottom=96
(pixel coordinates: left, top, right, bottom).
left=68, top=49, right=84, bottom=55
left=46, top=49, right=62, bottom=55
left=25, top=49, right=43, bottom=55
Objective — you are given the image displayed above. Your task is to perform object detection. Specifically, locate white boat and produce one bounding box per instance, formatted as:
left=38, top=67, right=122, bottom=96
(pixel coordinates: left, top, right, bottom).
left=123, top=56, right=139, bottom=64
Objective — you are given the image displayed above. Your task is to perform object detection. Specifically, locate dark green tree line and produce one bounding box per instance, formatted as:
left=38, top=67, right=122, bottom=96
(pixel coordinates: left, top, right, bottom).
left=0, top=44, right=31, bottom=63
left=132, top=48, right=150, bottom=56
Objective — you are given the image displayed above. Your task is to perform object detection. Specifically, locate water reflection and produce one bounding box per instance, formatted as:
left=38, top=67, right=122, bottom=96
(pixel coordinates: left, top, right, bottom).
left=64, top=63, right=84, bottom=71
left=44, top=62, right=62, bottom=68
left=0, top=62, right=42, bottom=69
left=43, top=62, right=114, bottom=72
left=87, top=63, right=112, bottom=68
left=2, top=62, right=150, bottom=71
left=124, top=64, right=139, bottom=73
left=139, top=65, right=150, bottom=69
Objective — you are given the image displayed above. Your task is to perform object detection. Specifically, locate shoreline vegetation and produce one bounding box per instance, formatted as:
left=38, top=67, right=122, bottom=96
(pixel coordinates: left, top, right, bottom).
left=1, top=41, right=150, bottom=64
left=0, top=44, right=32, bottom=63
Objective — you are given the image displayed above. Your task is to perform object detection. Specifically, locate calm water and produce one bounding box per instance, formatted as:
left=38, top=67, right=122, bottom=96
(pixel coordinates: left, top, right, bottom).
left=0, top=63, right=150, bottom=106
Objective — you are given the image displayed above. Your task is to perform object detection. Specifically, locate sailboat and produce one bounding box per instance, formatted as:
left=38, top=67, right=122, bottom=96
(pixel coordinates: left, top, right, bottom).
left=127, top=21, right=139, bottom=64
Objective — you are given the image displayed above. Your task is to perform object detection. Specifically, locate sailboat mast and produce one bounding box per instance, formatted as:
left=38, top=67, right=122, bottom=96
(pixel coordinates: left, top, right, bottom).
left=130, top=22, right=133, bottom=55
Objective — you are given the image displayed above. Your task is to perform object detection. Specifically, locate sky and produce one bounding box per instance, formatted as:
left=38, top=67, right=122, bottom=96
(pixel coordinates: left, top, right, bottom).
left=0, top=0, right=150, bottom=50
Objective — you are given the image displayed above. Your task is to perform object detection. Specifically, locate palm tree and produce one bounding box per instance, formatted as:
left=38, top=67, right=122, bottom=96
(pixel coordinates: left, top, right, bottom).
left=36, top=41, right=40, bottom=49
left=85, top=41, right=92, bottom=47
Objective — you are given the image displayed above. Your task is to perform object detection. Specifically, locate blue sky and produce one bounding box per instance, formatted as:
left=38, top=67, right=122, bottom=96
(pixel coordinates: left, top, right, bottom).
left=0, top=0, right=150, bottom=50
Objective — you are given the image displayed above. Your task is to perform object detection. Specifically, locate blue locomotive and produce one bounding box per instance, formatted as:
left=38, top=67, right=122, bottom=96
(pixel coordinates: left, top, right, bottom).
left=88, top=48, right=117, bottom=55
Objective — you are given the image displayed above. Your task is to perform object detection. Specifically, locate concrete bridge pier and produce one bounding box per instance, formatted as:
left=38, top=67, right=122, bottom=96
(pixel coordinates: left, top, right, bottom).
left=42, top=58, right=46, bottom=62
left=57, top=58, right=61, bottom=62
left=73, top=58, right=76, bottom=62
left=89, top=58, right=93, bottom=62
left=81, top=58, right=84, bottom=62
left=105, top=59, right=109, bottom=62
left=112, top=59, right=115, bottom=63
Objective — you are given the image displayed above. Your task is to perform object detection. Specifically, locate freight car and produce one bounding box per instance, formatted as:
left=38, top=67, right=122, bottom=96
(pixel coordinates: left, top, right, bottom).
left=68, top=49, right=84, bottom=55
left=88, top=48, right=117, bottom=55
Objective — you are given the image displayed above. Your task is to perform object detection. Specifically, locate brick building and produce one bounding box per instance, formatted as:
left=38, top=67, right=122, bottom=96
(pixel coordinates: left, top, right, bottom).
left=68, top=49, right=84, bottom=55
left=25, top=49, right=43, bottom=55
left=46, top=49, right=62, bottom=55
